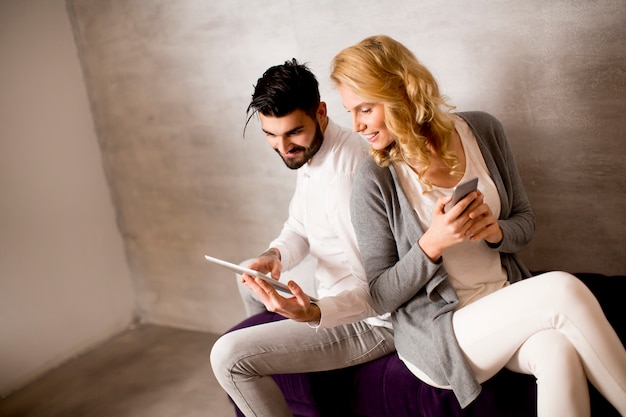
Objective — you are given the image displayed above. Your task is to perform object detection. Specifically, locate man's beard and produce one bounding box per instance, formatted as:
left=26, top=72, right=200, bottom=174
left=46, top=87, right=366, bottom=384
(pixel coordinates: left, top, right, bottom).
left=277, top=123, right=324, bottom=170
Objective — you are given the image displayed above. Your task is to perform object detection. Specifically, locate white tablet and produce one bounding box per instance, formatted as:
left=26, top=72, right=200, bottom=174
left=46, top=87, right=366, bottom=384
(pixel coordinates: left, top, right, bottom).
left=204, top=255, right=318, bottom=302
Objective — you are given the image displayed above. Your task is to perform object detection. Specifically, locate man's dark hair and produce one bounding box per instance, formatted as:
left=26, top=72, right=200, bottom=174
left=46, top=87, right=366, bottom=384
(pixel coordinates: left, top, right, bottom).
left=244, top=58, right=320, bottom=133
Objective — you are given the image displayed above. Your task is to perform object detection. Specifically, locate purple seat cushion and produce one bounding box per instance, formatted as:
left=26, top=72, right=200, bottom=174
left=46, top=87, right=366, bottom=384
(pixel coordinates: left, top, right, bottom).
left=348, top=352, right=536, bottom=417
left=223, top=273, right=625, bottom=417
left=224, top=312, right=536, bottom=417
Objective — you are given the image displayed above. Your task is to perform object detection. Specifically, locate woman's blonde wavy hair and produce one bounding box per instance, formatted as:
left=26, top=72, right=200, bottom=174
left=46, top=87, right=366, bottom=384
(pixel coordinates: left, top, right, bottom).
left=330, top=35, right=460, bottom=185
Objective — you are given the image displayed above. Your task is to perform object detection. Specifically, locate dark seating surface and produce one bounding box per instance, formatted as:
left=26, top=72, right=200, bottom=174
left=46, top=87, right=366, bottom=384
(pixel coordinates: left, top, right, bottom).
left=226, top=273, right=625, bottom=417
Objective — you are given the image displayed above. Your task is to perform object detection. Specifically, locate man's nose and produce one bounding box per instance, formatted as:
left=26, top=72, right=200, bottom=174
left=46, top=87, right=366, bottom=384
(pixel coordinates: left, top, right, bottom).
left=276, top=136, right=290, bottom=154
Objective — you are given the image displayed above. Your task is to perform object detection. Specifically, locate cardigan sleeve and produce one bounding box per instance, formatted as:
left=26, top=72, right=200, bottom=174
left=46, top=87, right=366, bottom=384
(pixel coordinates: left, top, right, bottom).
left=350, top=159, right=444, bottom=313
left=459, top=111, right=535, bottom=255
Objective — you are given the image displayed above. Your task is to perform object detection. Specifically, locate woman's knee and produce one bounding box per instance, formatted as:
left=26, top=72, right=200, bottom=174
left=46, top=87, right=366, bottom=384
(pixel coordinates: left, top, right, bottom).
left=543, top=332, right=582, bottom=371
left=522, top=331, right=584, bottom=380
left=538, top=271, right=596, bottom=306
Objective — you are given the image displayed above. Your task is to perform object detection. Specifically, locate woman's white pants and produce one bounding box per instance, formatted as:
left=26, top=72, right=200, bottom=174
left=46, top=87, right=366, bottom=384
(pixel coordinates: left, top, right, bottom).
left=450, top=272, right=626, bottom=417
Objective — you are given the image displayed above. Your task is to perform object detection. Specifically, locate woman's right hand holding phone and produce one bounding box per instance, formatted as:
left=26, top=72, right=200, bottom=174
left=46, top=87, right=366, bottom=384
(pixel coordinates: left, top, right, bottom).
left=418, top=191, right=483, bottom=262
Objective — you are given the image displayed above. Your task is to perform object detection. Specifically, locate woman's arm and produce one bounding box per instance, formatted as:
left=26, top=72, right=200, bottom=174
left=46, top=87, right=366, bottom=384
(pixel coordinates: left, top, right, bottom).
left=487, top=114, right=536, bottom=253
left=350, top=160, right=442, bottom=313
left=460, top=111, right=536, bottom=254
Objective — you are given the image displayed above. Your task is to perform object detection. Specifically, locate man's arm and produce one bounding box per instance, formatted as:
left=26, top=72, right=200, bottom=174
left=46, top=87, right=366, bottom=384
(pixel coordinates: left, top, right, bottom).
left=267, top=174, right=310, bottom=271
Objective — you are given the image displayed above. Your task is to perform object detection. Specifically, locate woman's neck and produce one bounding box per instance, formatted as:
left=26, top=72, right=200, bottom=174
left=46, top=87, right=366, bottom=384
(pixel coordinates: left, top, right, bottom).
left=409, top=130, right=466, bottom=188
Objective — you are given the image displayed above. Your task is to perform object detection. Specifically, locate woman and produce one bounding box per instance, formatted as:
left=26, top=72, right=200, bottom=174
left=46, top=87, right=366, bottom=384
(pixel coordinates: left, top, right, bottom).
left=330, top=35, right=626, bottom=416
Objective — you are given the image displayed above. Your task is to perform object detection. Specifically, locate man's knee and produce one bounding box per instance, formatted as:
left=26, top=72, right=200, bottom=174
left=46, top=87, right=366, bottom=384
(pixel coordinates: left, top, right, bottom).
left=210, top=332, right=239, bottom=383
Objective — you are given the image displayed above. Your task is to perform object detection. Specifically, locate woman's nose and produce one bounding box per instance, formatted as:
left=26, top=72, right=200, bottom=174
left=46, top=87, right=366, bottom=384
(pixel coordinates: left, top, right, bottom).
left=352, top=117, right=365, bottom=133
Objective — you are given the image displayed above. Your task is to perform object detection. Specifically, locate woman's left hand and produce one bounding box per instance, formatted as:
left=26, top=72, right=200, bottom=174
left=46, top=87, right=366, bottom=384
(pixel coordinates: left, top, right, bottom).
left=466, top=192, right=503, bottom=245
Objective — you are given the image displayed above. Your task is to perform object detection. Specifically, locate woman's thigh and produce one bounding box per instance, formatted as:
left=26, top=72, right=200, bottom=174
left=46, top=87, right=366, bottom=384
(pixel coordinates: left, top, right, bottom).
left=451, top=271, right=585, bottom=382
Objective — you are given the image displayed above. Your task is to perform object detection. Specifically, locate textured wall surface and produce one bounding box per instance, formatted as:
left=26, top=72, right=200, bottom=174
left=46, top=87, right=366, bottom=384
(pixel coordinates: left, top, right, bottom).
left=67, top=0, right=626, bottom=333
left=0, top=0, right=136, bottom=395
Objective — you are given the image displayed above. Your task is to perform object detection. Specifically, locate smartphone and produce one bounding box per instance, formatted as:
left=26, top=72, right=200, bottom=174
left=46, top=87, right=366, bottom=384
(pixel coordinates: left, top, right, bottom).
left=447, top=177, right=479, bottom=211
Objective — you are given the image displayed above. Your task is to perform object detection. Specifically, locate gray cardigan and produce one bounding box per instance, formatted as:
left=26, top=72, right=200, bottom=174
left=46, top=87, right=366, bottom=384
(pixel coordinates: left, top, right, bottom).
left=350, top=111, right=535, bottom=408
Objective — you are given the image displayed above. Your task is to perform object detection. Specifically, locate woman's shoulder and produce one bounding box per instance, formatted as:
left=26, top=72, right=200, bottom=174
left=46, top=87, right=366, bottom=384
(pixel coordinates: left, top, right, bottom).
left=353, top=158, right=395, bottom=196
left=455, top=110, right=503, bottom=129
left=454, top=111, right=508, bottom=151
left=356, top=157, right=392, bottom=180
left=358, top=156, right=379, bottom=169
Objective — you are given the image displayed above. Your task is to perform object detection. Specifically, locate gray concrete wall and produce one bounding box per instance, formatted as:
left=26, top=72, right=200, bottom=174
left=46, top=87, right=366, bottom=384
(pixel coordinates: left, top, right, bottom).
left=0, top=0, right=136, bottom=395
left=66, top=0, right=625, bottom=334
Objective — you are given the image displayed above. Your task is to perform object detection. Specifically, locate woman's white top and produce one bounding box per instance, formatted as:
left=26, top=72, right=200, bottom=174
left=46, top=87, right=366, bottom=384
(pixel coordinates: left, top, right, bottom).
left=393, top=115, right=508, bottom=310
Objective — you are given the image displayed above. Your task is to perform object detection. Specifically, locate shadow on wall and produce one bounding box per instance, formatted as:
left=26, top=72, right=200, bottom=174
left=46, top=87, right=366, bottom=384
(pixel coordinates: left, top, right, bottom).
left=482, top=10, right=625, bottom=275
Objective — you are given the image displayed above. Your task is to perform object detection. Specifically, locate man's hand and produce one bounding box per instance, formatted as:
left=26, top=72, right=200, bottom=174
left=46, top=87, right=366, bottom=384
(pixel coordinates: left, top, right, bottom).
left=241, top=248, right=321, bottom=323
left=245, top=248, right=282, bottom=280
left=243, top=276, right=320, bottom=322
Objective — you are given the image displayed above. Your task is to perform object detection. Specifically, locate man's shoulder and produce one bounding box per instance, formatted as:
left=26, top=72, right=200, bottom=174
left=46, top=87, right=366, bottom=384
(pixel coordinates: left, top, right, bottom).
left=322, top=119, right=368, bottom=170
left=327, top=119, right=366, bottom=147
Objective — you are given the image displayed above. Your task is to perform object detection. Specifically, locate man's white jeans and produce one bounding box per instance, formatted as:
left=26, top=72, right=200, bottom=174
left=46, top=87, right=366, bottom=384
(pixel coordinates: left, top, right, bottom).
left=210, top=256, right=395, bottom=417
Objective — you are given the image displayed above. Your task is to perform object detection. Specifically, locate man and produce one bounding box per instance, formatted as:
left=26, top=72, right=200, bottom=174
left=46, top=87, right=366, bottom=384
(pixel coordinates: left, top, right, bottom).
left=210, top=59, right=393, bottom=417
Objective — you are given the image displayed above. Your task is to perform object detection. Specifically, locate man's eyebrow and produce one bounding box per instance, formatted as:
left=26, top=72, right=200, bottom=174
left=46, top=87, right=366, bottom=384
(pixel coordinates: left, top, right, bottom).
left=262, top=125, right=305, bottom=136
